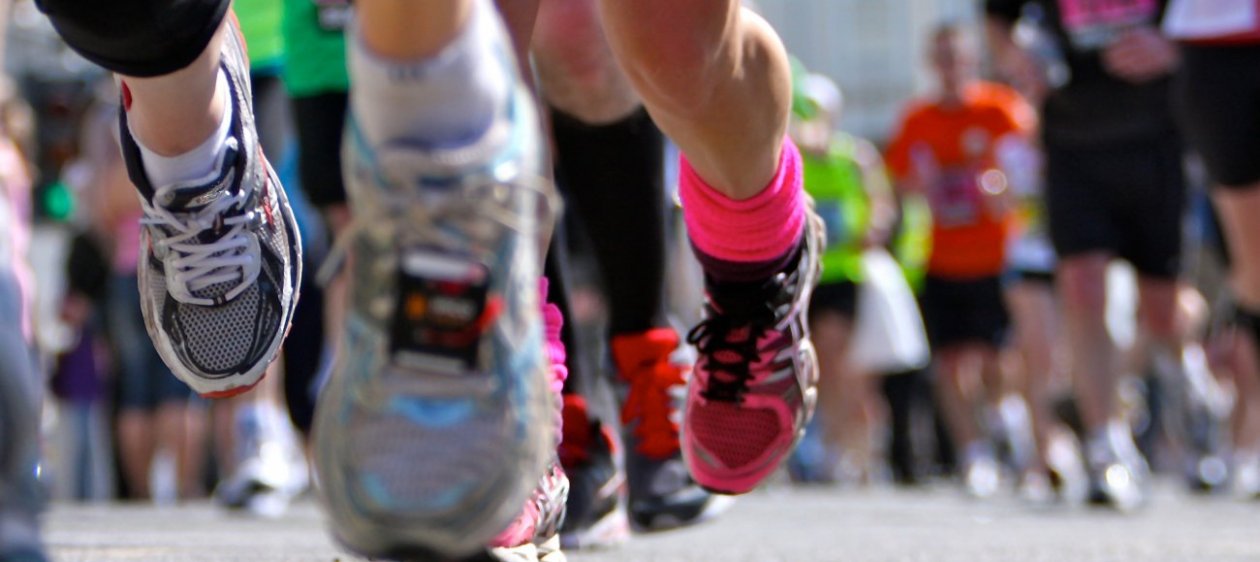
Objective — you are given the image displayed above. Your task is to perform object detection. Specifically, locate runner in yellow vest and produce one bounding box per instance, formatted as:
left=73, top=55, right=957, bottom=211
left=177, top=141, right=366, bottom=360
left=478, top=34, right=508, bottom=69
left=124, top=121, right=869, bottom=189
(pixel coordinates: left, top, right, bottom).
left=788, top=68, right=897, bottom=483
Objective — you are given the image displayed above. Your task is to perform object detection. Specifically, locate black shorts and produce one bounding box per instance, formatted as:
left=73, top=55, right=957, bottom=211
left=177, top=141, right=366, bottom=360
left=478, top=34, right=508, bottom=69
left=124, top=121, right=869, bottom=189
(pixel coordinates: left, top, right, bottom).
left=809, top=281, right=858, bottom=321
left=1176, top=44, right=1260, bottom=189
left=919, top=275, right=1009, bottom=350
left=1045, top=136, right=1185, bottom=279
left=291, top=92, right=349, bottom=209
left=37, top=0, right=229, bottom=77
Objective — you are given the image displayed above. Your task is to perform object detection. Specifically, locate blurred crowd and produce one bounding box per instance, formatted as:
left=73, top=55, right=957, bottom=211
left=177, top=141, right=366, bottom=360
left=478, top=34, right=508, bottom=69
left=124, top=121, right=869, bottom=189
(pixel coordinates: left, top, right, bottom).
left=0, top=0, right=1255, bottom=515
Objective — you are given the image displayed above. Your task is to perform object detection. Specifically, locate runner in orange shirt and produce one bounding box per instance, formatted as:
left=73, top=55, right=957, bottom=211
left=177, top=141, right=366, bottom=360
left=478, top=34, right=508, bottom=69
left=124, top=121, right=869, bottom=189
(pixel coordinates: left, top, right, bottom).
left=886, top=23, right=1035, bottom=498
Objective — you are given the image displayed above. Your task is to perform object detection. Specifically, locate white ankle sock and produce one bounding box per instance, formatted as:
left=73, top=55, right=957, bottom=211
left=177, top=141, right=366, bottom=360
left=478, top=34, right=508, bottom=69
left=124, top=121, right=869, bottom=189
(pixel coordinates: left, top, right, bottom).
left=348, top=0, right=512, bottom=148
left=133, top=69, right=233, bottom=189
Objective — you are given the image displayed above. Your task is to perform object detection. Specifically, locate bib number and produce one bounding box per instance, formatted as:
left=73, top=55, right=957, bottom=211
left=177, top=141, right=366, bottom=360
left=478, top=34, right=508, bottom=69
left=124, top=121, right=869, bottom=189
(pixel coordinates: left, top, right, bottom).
left=1058, top=0, right=1159, bottom=50
left=314, top=0, right=352, bottom=31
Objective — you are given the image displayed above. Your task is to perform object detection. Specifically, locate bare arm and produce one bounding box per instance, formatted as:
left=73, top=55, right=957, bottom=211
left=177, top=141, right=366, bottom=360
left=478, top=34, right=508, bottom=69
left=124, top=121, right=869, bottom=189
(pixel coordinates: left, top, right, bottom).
left=985, top=15, right=1050, bottom=104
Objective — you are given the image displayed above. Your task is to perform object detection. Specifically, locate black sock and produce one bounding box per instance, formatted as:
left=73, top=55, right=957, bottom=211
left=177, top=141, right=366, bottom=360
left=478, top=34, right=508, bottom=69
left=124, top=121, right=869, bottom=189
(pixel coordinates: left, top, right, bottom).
left=551, top=107, right=667, bottom=336
left=1234, top=304, right=1260, bottom=352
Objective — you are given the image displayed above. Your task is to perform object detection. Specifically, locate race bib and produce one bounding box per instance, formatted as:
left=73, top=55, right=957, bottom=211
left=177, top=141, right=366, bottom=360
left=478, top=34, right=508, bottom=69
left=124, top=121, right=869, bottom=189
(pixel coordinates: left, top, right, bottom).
left=314, top=0, right=352, bottom=31
left=1058, top=0, right=1159, bottom=50
left=1163, top=0, right=1259, bottom=39
left=929, top=169, right=985, bottom=229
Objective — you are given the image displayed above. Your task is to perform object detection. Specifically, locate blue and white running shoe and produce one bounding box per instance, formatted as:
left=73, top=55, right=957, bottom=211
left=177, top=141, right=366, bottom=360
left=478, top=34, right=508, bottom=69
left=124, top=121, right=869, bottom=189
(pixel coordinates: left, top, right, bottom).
left=312, top=74, right=559, bottom=560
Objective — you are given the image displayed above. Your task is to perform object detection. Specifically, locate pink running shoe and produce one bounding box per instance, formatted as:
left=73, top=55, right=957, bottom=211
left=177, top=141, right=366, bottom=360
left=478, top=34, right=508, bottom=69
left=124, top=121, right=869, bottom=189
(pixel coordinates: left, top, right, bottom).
left=682, top=210, right=824, bottom=495
left=486, top=280, right=569, bottom=561
left=487, top=461, right=569, bottom=562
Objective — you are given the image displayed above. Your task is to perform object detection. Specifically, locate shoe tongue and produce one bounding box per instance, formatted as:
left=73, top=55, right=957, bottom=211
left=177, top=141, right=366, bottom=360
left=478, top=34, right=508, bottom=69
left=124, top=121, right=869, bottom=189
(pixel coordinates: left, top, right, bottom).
left=164, top=172, right=234, bottom=213
left=708, top=279, right=777, bottom=319
left=156, top=140, right=240, bottom=213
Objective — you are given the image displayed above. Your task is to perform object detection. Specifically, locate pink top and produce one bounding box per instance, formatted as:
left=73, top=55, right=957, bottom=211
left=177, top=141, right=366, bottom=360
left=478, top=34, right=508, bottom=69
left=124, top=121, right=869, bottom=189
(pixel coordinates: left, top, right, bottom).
left=0, top=137, right=35, bottom=341
left=111, top=210, right=142, bottom=274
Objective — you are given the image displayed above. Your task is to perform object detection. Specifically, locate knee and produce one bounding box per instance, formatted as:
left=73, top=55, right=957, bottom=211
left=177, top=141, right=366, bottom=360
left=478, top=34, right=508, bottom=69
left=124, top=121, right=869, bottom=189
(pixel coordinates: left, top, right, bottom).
left=533, top=0, right=638, bottom=122
left=1138, top=281, right=1181, bottom=341
left=601, top=1, right=736, bottom=114
left=1057, top=258, right=1108, bottom=318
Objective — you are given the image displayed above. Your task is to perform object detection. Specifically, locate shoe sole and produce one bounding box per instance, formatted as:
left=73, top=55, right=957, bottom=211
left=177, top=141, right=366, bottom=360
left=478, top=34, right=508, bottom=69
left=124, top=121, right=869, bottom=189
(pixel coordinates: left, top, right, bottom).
left=632, top=493, right=735, bottom=533
left=560, top=505, right=630, bottom=551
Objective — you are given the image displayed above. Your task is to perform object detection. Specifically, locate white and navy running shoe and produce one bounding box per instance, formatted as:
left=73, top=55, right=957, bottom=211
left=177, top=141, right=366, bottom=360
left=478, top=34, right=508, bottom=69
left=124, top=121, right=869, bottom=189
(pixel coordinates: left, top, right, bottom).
left=312, top=72, right=559, bottom=559
left=119, top=16, right=301, bottom=398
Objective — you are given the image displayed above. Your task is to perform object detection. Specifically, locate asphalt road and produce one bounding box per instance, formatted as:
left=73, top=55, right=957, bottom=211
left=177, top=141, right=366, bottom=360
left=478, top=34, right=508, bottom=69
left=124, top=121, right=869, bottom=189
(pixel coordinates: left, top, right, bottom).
left=45, top=484, right=1260, bottom=562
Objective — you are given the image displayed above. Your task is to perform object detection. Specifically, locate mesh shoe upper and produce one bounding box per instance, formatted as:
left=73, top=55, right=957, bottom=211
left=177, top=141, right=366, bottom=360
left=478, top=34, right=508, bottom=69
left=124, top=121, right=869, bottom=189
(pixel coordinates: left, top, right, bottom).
left=683, top=210, right=824, bottom=495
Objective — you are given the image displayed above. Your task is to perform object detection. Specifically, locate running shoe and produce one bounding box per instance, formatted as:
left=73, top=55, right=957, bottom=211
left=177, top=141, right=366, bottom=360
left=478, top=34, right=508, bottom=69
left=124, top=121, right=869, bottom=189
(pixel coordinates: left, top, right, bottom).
left=787, top=416, right=840, bottom=484
left=1044, top=430, right=1090, bottom=505
left=214, top=402, right=309, bottom=517
left=1153, top=347, right=1232, bottom=493
left=0, top=510, right=45, bottom=562
left=612, top=328, right=731, bottom=529
left=312, top=78, right=559, bottom=559
left=558, top=395, right=629, bottom=550
left=1233, top=451, right=1260, bottom=499
left=961, top=442, right=1001, bottom=499
left=485, top=461, right=570, bottom=562
left=120, top=15, right=301, bottom=398
left=683, top=210, right=824, bottom=495
left=1085, top=424, right=1148, bottom=512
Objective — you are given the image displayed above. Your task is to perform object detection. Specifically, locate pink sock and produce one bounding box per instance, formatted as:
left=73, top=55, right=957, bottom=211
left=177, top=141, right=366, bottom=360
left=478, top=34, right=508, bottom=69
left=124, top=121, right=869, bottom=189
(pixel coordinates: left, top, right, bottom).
left=539, top=277, right=567, bottom=448
left=679, top=138, right=806, bottom=282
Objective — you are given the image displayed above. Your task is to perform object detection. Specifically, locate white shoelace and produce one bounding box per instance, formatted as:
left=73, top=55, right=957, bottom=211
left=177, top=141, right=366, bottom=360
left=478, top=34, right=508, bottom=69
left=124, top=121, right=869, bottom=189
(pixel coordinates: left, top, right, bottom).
left=316, top=152, right=559, bottom=290
left=141, top=168, right=261, bottom=307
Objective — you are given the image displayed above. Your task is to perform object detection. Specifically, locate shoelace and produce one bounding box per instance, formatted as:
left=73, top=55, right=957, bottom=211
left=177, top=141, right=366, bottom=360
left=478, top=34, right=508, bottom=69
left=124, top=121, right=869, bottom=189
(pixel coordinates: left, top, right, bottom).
left=686, top=266, right=806, bottom=404
left=619, top=359, right=685, bottom=459
left=686, top=314, right=772, bottom=404
left=140, top=149, right=259, bottom=306
left=317, top=150, right=560, bottom=290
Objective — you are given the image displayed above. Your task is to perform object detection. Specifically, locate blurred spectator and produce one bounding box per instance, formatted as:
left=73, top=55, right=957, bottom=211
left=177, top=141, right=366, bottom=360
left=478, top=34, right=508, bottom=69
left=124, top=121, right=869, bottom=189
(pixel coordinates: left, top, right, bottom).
left=75, top=81, right=207, bottom=502
left=988, top=0, right=1230, bottom=504
left=0, top=63, right=47, bottom=559
left=1166, top=0, right=1260, bottom=496
left=786, top=68, right=902, bottom=484
left=885, top=23, right=1033, bottom=498
left=48, top=230, right=114, bottom=501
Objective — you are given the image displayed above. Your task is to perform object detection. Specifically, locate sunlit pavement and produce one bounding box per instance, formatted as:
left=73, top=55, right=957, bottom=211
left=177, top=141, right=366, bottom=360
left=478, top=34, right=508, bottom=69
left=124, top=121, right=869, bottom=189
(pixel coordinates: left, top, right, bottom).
left=47, top=483, right=1260, bottom=561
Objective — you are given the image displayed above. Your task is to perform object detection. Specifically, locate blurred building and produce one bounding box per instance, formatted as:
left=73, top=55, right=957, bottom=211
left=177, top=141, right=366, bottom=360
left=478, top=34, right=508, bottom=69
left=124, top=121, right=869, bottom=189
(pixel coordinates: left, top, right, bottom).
left=756, top=0, right=978, bottom=143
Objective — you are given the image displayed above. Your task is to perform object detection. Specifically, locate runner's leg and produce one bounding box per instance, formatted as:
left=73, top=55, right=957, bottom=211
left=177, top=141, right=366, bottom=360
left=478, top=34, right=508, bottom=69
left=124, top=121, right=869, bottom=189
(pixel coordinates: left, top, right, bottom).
left=598, top=0, right=820, bottom=495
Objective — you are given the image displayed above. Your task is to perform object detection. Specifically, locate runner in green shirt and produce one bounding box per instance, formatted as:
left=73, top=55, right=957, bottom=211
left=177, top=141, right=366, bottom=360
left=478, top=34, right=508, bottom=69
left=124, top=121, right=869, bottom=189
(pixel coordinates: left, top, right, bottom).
left=788, top=67, right=897, bottom=484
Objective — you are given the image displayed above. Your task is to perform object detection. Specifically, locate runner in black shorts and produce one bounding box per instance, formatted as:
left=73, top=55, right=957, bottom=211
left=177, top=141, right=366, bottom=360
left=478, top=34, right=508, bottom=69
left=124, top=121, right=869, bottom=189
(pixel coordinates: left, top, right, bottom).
left=886, top=25, right=1031, bottom=498
left=1168, top=9, right=1260, bottom=370
left=1167, top=3, right=1260, bottom=497
left=920, top=276, right=1010, bottom=350
left=988, top=0, right=1193, bottom=509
